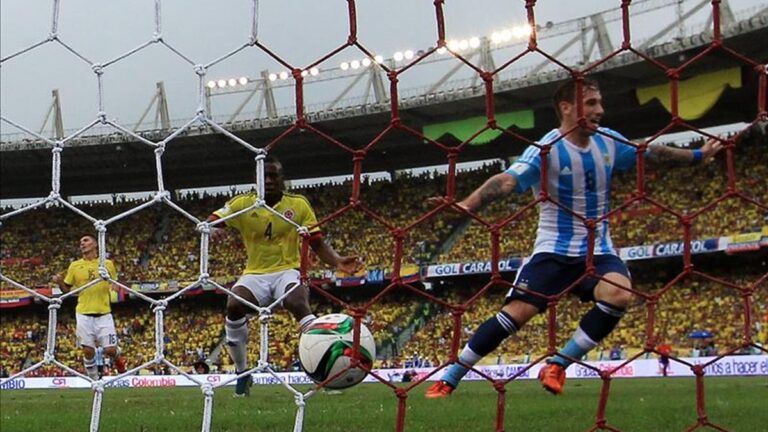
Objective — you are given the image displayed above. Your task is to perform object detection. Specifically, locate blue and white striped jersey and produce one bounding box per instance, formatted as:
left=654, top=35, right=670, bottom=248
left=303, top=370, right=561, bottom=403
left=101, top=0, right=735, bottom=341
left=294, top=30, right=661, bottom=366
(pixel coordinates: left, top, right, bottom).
left=504, top=128, right=637, bottom=257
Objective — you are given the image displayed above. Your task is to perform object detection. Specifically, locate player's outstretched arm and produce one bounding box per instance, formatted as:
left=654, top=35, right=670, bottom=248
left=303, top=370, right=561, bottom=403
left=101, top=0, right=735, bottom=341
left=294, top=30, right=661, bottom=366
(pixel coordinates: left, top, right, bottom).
left=426, top=172, right=518, bottom=213
left=457, top=172, right=518, bottom=213
left=646, top=137, right=722, bottom=166
left=309, top=237, right=363, bottom=275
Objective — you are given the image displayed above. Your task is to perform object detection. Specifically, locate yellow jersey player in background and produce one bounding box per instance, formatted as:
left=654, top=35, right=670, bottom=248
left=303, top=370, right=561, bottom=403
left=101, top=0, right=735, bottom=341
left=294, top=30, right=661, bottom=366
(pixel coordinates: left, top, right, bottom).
left=208, top=156, right=363, bottom=396
left=52, top=234, right=126, bottom=379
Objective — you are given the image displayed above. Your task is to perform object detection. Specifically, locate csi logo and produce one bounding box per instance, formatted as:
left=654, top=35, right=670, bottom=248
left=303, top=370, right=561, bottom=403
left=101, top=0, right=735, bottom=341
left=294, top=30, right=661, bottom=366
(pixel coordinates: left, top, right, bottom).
left=206, top=375, right=221, bottom=384
left=52, top=377, right=68, bottom=386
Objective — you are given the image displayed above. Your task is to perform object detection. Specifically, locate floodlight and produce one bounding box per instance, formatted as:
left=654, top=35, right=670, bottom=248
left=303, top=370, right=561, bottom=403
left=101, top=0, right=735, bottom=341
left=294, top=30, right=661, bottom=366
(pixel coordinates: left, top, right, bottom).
left=512, top=25, right=531, bottom=38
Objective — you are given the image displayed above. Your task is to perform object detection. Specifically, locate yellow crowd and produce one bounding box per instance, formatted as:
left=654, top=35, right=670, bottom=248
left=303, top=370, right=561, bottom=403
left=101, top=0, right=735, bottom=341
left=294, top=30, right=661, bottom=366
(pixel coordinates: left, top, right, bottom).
left=439, top=140, right=767, bottom=263
left=0, top=297, right=222, bottom=377
left=0, top=137, right=765, bottom=376
left=400, top=275, right=767, bottom=366
left=2, top=139, right=764, bottom=288
left=0, top=274, right=764, bottom=376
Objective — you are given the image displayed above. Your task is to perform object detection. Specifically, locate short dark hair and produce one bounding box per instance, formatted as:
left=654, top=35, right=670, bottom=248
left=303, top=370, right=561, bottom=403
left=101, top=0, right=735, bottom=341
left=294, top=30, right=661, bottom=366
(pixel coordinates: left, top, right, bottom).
left=264, top=155, right=282, bottom=168
left=256, top=155, right=282, bottom=172
left=254, top=155, right=283, bottom=181
left=552, top=78, right=600, bottom=120
left=81, top=234, right=97, bottom=242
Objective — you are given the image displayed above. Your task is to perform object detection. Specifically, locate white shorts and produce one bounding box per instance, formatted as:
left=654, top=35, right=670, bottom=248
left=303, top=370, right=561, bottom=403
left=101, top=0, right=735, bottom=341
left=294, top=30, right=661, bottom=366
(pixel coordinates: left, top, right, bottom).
left=234, top=269, right=301, bottom=307
left=76, top=313, right=118, bottom=348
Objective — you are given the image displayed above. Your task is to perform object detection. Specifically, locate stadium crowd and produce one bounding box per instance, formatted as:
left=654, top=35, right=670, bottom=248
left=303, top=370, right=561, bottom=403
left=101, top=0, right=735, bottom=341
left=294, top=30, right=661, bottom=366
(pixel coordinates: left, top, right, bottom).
left=439, top=139, right=767, bottom=263
left=2, top=138, right=764, bottom=289
left=3, top=270, right=763, bottom=377
left=1, top=137, right=766, bottom=377
left=399, top=273, right=767, bottom=367
left=0, top=297, right=221, bottom=377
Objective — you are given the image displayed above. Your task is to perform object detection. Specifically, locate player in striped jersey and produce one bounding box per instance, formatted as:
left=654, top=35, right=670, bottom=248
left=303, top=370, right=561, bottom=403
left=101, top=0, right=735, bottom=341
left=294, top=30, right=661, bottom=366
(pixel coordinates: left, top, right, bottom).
left=426, top=78, right=722, bottom=398
left=208, top=156, right=362, bottom=396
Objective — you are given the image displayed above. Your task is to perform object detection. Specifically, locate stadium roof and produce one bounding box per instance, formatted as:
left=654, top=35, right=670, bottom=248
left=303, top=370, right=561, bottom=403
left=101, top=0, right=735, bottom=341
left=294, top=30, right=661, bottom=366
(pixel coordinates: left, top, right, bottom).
left=2, top=16, right=767, bottom=199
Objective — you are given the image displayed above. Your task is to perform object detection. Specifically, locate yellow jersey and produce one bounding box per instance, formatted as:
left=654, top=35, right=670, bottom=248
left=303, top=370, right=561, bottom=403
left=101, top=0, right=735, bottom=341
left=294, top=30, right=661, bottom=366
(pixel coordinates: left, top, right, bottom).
left=63, top=258, right=117, bottom=315
left=213, top=192, right=320, bottom=274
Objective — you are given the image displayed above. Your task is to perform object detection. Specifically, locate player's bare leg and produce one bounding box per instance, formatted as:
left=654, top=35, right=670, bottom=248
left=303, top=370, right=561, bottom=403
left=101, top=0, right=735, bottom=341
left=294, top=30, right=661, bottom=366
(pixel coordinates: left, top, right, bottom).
left=226, top=285, right=258, bottom=396
left=593, top=273, right=634, bottom=308
left=103, top=345, right=126, bottom=374
left=81, top=345, right=99, bottom=380
left=282, top=283, right=317, bottom=333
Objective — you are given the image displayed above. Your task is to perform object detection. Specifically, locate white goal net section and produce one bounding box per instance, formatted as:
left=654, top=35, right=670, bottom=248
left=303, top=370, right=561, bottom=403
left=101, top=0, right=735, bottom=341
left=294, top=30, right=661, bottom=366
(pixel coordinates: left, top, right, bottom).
left=0, top=1, right=330, bottom=431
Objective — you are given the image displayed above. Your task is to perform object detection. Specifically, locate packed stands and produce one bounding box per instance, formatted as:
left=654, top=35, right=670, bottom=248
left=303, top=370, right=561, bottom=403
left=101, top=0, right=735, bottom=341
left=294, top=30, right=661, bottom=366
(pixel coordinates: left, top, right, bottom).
left=0, top=296, right=222, bottom=377
left=437, top=139, right=768, bottom=263
left=141, top=168, right=482, bottom=283
left=2, top=138, right=764, bottom=288
left=398, top=272, right=767, bottom=366
left=3, top=266, right=761, bottom=376
left=0, top=290, right=426, bottom=375
left=1, top=137, right=766, bottom=376
left=0, top=200, right=161, bottom=288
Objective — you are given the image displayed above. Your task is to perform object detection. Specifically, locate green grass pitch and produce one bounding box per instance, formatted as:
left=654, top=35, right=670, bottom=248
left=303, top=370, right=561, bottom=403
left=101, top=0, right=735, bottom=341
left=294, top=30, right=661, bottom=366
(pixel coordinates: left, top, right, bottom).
left=1, top=377, right=766, bottom=431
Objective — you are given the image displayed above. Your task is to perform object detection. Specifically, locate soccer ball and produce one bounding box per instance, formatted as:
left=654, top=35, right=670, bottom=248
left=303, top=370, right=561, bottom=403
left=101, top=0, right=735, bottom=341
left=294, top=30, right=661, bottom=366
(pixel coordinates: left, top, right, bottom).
left=298, top=313, right=376, bottom=389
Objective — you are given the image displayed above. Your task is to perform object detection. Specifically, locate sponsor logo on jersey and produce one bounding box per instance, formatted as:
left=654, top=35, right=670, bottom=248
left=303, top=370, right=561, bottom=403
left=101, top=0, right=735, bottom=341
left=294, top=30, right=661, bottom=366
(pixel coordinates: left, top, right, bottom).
left=509, top=163, right=527, bottom=175
left=283, top=209, right=295, bottom=220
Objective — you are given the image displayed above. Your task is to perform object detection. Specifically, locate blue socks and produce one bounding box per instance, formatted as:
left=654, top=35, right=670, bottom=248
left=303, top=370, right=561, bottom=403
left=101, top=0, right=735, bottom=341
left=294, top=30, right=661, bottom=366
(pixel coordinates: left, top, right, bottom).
left=551, top=300, right=625, bottom=368
left=549, top=338, right=590, bottom=368
left=441, top=311, right=519, bottom=388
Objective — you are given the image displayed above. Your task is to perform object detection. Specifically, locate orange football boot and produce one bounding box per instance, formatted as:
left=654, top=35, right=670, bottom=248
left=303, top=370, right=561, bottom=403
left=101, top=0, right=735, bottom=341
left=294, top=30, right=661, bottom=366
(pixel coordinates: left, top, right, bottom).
left=425, top=381, right=455, bottom=399
left=538, top=363, right=566, bottom=395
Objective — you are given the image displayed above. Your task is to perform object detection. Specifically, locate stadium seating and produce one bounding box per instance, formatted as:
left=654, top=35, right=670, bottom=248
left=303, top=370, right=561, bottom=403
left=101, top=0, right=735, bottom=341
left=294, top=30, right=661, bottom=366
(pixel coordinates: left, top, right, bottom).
left=397, top=273, right=768, bottom=366
left=2, top=271, right=763, bottom=376
left=2, top=139, right=764, bottom=288
left=1, top=138, right=766, bottom=375
left=437, top=139, right=768, bottom=263
left=0, top=297, right=222, bottom=377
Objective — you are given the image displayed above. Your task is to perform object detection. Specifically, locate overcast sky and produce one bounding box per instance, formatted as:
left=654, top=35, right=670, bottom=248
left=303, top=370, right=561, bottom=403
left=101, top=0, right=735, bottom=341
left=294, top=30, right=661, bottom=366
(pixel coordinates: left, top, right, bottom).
left=1, top=0, right=764, bottom=139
